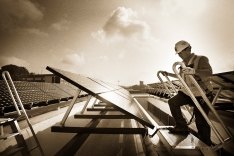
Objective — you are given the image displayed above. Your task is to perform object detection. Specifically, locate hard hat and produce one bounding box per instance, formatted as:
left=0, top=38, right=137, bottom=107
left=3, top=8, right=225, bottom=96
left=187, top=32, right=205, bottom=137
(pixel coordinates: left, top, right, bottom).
left=175, top=40, right=190, bottom=54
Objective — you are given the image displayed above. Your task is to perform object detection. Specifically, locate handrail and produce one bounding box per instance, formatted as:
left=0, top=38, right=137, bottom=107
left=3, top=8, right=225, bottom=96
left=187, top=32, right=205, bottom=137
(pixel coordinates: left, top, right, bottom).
left=164, top=74, right=178, bottom=94
left=2, top=72, right=21, bottom=115
left=2, top=71, right=44, bottom=156
left=157, top=71, right=174, bottom=97
left=173, top=62, right=233, bottom=144
left=157, top=70, right=193, bottom=122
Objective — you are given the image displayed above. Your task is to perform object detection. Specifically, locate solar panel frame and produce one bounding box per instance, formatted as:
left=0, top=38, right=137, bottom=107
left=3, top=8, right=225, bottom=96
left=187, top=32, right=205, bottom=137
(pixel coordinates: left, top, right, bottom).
left=46, top=66, right=154, bottom=129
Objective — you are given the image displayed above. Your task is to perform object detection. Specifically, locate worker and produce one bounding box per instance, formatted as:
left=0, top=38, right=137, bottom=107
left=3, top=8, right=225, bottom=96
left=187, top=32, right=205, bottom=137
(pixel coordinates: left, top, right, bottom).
left=165, top=40, right=213, bottom=146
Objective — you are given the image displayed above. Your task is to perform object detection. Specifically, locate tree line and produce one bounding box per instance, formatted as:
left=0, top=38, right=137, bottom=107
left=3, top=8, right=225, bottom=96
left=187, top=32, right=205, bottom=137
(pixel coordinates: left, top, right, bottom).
left=0, top=64, right=32, bottom=80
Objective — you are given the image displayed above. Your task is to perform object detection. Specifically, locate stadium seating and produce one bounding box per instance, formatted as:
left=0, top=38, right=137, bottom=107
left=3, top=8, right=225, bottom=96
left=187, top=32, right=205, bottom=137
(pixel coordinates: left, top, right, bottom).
left=0, top=80, right=79, bottom=115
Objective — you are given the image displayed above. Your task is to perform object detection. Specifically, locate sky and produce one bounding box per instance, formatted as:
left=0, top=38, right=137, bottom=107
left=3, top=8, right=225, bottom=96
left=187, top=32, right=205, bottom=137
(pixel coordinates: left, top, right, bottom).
left=0, top=0, right=233, bottom=86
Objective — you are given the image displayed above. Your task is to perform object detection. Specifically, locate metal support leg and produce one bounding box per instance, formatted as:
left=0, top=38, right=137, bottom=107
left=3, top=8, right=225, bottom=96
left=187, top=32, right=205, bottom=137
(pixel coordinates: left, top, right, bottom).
left=80, top=95, right=92, bottom=114
left=212, top=86, right=222, bottom=105
left=61, top=89, right=81, bottom=126
left=91, top=98, right=98, bottom=108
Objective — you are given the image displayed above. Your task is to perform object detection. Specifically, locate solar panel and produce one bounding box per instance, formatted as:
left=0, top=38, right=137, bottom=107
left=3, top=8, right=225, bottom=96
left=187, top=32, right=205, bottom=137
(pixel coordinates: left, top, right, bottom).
left=212, top=71, right=234, bottom=88
left=46, top=66, right=154, bottom=129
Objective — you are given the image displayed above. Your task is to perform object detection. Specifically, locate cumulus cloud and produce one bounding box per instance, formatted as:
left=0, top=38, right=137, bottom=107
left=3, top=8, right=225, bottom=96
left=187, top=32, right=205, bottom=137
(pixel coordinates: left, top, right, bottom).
left=92, top=7, right=150, bottom=42
left=0, top=56, right=30, bottom=68
left=0, top=0, right=43, bottom=30
left=51, top=19, right=70, bottom=31
left=61, top=53, right=85, bottom=66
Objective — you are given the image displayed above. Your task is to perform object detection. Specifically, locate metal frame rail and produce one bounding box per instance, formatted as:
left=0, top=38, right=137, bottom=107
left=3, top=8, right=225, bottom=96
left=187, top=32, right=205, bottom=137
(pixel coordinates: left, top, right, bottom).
left=51, top=93, right=148, bottom=155
left=172, top=62, right=233, bottom=149
left=55, top=89, right=147, bottom=135
left=2, top=71, right=44, bottom=156
left=45, top=66, right=154, bottom=137
left=211, top=79, right=232, bottom=105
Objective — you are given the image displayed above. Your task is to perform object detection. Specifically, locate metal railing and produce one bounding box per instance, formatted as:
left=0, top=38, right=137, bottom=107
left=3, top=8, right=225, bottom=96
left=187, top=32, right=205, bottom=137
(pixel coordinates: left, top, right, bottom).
left=157, top=70, right=194, bottom=123
left=157, top=71, right=177, bottom=98
left=2, top=71, right=44, bottom=156
left=172, top=62, right=232, bottom=144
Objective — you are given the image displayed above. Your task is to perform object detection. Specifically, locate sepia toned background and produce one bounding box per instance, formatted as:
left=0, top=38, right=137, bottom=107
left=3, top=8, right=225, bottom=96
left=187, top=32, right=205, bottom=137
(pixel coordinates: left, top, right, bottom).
left=0, top=0, right=233, bottom=85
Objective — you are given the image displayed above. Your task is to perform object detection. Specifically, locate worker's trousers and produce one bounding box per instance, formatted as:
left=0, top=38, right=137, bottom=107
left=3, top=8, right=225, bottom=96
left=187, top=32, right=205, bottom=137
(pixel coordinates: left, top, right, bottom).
left=168, top=91, right=212, bottom=145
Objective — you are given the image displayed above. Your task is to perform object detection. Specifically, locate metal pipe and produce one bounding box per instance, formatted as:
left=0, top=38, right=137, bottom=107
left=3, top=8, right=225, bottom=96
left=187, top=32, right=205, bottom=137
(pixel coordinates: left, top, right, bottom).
left=80, top=95, right=92, bottom=114
left=164, top=75, right=178, bottom=94
left=92, top=98, right=98, bottom=108
left=2, top=71, right=45, bottom=156
left=212, top=86, right=222, bottom=105
left=133, top=98, right=157, bottom=132
left=157, top=71, right=173, bottom=97
left=132, top=94, right=156, bottom=98
left=187, top=72, right=232, bottom=138
left=157, top=71, right=192, bottom=118
left=172, top=62, right=224, bottom=143
left=2, top=72, right=21, bottom=115
left=61, top=89, right=81, bottom=125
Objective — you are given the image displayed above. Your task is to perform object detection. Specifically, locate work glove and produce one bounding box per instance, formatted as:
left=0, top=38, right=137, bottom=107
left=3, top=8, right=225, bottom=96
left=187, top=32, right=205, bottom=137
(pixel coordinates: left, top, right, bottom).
left=181, top=67, right=195, bottom=75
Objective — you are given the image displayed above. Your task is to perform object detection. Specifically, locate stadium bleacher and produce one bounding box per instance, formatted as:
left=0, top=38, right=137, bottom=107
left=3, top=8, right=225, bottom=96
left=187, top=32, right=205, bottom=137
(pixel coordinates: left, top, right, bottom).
left=0, top=80, right=79, bottom=115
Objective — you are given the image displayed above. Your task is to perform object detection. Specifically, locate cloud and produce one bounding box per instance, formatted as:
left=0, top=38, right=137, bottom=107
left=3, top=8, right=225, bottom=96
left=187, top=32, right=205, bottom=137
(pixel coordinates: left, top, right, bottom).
left=0, top=56, right=30, bottom=69
left=51, top=19, right=70, bottom=31
left=18, top=28, right=48, bottom=37
left=0, top=0, right=43, bottom=30
left=92, top=7, right=150, bottom=42
left=98, top=56, right=109, bottom=61
left=118, top=51, right=125, bottom=59
left=160, top=0, right=208, bottom=17
left=61, top=53, right=85, bottom=66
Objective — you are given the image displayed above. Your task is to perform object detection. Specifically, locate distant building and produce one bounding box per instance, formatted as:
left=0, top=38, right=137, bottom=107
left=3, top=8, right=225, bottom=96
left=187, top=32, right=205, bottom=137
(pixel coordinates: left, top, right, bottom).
left=140, top=81, right=144, bottom=86
left=19, top=74, right=60, bottom=83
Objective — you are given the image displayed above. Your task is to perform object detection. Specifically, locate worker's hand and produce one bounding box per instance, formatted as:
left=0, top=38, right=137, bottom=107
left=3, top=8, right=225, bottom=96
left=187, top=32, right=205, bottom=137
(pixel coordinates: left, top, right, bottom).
left=181, top=67, right=195, bottom=75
